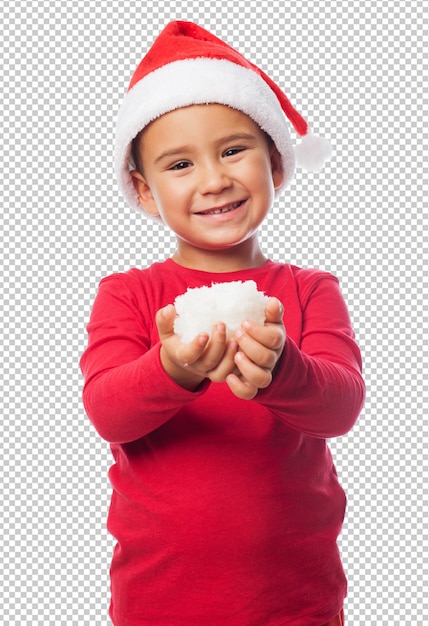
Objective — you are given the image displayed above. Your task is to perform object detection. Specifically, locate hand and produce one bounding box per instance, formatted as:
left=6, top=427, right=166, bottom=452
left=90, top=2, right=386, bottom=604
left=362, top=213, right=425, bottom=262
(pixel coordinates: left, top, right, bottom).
left=226, top=298, right=286, bottom=400
left=156, top=304, right=238, bottom=390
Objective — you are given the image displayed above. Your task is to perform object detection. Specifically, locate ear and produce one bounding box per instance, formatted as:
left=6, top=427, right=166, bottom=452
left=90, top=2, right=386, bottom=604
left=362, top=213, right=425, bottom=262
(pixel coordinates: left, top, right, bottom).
left=270, top=146, right=284, bottom=190
left=130, top=171, right=160, bottom=217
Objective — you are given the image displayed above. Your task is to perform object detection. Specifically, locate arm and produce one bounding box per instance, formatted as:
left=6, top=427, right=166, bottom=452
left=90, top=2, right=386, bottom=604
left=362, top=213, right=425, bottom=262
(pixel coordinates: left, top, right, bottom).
left=80, top=275, right=211, bottom=444
left=231, top=273, right=365, bottom=438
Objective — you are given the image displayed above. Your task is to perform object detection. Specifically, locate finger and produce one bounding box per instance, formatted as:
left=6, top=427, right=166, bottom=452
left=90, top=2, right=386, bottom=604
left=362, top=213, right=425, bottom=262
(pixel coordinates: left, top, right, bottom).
left=156, top=304, right=177, bottom=342
left=207, top=339, right=238, bottom=383
left=176, top=333, right=210, bottom=367
left=237, top=319, right=285, bottom=353
left=234, top=351, right=273, bottom=389
left=157, top=305, right=209, bottom=367
left=225, top=372, right=258, bottom=400
left=234, top=330, right=278, bottom=369
left=204, top=323, right=228, bottom=364
left=177, top=322, right=227, bottom=371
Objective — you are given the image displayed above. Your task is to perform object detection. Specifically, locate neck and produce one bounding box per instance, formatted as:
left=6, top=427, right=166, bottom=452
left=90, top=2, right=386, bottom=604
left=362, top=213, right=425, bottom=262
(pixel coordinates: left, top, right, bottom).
left=172, top=237, right=267, bottom=273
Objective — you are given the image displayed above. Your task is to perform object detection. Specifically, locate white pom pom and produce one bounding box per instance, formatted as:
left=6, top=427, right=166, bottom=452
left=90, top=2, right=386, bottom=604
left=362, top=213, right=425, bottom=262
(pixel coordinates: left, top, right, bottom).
left=295, top=133, right=332, bottom=172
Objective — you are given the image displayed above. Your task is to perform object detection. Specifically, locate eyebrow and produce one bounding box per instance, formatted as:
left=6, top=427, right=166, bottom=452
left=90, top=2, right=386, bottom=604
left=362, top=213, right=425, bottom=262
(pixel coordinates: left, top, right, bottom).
left=154, top=133, right=258, bottom=165
left=217, top=133, right=258, bottom=144
left=154, top=146, right=193, bottom=165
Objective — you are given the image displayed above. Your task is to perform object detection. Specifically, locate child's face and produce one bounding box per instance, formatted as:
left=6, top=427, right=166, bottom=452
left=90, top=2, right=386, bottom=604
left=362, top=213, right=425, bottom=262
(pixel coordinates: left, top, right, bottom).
left=132, top=104, right=283, bottom=267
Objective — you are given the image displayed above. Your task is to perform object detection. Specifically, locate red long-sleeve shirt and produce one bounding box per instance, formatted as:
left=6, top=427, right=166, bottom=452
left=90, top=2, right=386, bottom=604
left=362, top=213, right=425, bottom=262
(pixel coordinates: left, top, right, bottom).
left=80, top=259, right=365, bottom=626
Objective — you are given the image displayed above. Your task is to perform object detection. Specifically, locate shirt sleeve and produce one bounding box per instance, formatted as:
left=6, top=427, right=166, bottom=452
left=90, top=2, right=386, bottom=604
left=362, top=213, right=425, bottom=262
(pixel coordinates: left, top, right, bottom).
left=256, top=271, right=365, bottom=438
left=79, top=274, right=210, bottom=444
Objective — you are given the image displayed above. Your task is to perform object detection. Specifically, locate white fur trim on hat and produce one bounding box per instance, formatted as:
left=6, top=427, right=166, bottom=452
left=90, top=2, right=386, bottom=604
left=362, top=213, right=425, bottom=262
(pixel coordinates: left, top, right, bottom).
left=115, top=58, right=295, bottom=215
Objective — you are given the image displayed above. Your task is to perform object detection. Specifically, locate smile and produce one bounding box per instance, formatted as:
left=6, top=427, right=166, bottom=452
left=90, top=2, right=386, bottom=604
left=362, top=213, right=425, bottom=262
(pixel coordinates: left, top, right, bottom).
left=197, top=201, right=244, bottom=215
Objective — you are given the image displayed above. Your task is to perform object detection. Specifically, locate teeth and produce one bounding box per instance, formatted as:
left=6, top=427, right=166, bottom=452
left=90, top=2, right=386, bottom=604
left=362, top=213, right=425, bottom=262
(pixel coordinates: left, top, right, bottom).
left=205, top=202, right=240, bottom=215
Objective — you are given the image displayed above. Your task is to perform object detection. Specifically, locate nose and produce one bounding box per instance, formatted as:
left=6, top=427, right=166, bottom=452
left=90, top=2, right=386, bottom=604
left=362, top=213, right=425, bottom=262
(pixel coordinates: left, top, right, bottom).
left=198, top=160, right=232, bottom=195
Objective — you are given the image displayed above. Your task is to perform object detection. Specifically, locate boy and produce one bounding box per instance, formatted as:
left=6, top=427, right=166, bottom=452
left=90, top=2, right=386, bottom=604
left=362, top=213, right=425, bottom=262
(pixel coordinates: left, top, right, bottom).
left=80, top=21, right=365, bottom=626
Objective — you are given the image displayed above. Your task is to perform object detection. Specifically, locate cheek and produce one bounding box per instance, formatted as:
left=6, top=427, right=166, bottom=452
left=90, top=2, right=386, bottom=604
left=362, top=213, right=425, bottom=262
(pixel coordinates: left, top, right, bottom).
left=151, top=183, right=177, bottom=209
left=250, top=159, right=277, bottom=195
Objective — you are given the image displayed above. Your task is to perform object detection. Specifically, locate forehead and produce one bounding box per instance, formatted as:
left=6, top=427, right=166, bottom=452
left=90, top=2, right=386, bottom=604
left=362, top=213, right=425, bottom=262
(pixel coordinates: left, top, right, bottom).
left=141, top=104, right=265, bottom=144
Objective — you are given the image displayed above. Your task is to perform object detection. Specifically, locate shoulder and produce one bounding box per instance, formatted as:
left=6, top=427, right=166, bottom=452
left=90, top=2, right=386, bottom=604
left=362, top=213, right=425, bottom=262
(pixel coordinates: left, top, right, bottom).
left=89, top=264, right=169, bottom=320
left=292, top=265, right=339, bottom=288
left=269, top=262, right=341, bottom=308
left=93, top=259, right=193, bottom=315
left=98, top=261, right=169, bottom=293
left=268, top=261, right=338, bottom=289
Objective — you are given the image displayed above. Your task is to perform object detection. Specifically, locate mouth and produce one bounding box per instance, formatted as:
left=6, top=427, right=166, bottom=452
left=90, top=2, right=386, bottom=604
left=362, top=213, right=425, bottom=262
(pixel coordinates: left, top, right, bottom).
left=196, top=201, right=245, bottom=216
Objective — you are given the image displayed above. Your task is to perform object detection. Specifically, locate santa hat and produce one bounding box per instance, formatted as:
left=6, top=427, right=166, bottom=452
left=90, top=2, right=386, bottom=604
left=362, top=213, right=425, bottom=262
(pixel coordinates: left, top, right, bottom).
left=115, top=21, right=331, bottom=215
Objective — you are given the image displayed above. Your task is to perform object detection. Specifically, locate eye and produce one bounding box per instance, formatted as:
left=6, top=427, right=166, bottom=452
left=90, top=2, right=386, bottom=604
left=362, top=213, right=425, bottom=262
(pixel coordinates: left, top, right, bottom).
left=169, top=160, right=191, bottom=171
left=223, top=147, right=246, bottom=158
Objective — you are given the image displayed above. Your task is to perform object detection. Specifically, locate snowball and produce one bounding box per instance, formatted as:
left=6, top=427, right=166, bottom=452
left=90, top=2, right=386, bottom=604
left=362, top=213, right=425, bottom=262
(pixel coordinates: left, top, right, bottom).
left=173, top=280, right=269, bottom=343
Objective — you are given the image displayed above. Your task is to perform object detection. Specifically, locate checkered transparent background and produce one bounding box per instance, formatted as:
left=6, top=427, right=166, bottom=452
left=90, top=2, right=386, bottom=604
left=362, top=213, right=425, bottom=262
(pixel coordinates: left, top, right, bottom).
left=1, top=0, right=427, bottom=624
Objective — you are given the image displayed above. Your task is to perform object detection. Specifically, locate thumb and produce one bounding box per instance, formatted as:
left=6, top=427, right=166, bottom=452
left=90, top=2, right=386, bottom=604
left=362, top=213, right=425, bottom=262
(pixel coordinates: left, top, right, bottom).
left=265, top=298, right=284, bottom=324
left=264, top=297, right=284, bottom=324
left=156, top=304, right=177, bottom=341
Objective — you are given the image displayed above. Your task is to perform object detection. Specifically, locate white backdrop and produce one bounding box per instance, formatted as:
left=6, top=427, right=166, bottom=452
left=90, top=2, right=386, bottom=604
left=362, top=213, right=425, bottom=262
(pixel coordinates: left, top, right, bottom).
left=1, top=1, right=427, bottom=624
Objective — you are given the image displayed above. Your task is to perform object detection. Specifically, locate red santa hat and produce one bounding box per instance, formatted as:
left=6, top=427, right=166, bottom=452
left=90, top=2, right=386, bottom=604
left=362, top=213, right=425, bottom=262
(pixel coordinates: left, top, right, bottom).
left=115, top=21, right=331, bottom=214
